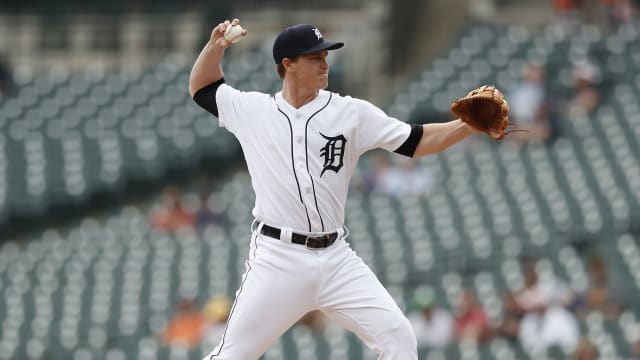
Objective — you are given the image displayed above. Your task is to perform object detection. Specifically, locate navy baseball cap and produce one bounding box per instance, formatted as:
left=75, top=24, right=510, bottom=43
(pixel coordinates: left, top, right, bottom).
left=273, top=24, right=344, bottom=64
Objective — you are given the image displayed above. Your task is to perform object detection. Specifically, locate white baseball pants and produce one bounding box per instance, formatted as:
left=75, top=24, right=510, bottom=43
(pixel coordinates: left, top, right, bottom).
left=203, top=225, right=418, bottom=359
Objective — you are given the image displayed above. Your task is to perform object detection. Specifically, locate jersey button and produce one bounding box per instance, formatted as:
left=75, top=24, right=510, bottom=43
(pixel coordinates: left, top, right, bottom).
left=296, top=136, right=303, bottom=144
left=305, top=187, right=312, bottom=194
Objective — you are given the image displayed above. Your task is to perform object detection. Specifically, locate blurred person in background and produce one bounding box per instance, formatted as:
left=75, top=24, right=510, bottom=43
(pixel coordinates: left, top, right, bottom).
left=573, top=253, right=623, bottom=319
left=499, top=256, right=574, bottom=339
left=507, top=63, right=559, bottom=144
left=162, top=297, right=207, bottom=349
left=601, top=0, right=638, bottom=28
left=551, top=0, right=582, bottom=33
left=375, top=157, right=433, bottom=198
left=566, top=61, right=600, bottom=117
left=0, top=52, right=16, bottom=99
left=195, top=193, right=226, bottom=229
left=631, top=337, right=640, bottom=359
left=572, top=338, right=599, bottom=360
left=452, top=289, right=490, bottom=343
left=189, top=17, right=483, bottom=359
left=407, top=286, right=453, bottom=349
left=517, top=257, right=574, bottom=307
left=202, top=296, right=232, bottom=351
left=354, top=152, right=392, bottom=193
left=149, top=185, right=195, bottom=232
left=518, top=293, right=580, bottom=353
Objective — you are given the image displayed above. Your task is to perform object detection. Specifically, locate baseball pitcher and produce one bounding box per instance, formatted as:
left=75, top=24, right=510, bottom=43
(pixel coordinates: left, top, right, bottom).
left=189, top=18, right=508, bottom=360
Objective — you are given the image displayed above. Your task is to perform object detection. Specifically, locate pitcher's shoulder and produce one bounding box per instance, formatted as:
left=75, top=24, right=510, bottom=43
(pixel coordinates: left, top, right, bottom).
left=221, top=84, right=273, bottom=102
left=323, top=90, right=362, bottom=108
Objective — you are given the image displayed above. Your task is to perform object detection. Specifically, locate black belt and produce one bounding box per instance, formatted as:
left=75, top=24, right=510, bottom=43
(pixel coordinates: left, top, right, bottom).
left=259, top=223, right=338, bottom=248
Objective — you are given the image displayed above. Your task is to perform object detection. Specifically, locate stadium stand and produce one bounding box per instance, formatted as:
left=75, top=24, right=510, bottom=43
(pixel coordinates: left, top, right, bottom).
left=0, top=43, right=282, bottom=230
left=1, top=18, right=640, bottom=360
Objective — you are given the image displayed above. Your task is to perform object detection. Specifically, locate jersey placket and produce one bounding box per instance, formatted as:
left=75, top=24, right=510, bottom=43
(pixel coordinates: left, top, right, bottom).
left=292, top=111, right=322, bottom=232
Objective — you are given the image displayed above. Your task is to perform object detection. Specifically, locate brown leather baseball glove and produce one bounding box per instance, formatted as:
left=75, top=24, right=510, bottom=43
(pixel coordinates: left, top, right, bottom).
left=451, top=85, right=512, bottom=140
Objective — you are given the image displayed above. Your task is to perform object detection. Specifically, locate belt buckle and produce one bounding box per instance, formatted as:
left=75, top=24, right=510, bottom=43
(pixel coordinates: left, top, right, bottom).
left=305, top=235, right=328, bottom=249
left=304, top=236, right=317, bottom=249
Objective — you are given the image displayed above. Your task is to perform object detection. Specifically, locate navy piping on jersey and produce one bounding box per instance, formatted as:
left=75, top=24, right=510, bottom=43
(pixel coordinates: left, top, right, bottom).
left=276, top=104, right=313, bottom=231
left=304, top=93, right=333, bottom=232
left=210, top=232, right=259, bottom=358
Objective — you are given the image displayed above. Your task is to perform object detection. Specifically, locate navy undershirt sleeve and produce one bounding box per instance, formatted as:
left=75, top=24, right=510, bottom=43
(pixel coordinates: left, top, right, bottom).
left=393, top=124, right=423, bottom=157
left=192, top=78, right=225, bottom=117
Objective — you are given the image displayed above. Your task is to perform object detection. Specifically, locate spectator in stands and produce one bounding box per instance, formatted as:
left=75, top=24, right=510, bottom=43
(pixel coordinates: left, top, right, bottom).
left=453, top=289, right=490, bottom=343
left=0, top=52, right=16, bottom=99
left=375, top=158, right=433, bottom=198
left=357, top=152, right=392, bottom=193
left=631, top=337, right=640, bottom=359
left=518, top=293, right=580, bottom=353
left=551, top=0, right=582, bottom=33
left=572, top=338, right=599, bottom=360
left=508, top=63, right=559, bottom=144
left=149, top=186, right=195, bottom=232
left=407, top=286, right=453, bottom=349
left=195, top=193, right=226, bottom=229
left=566, top=61, right=600, bottom=117
left=574, top=253, right=623, bottom=319
left=601, top=0, right=638, bottom=28
left=499, top=256, right=574, bottom=339
left=202, top=296, right=232, bottom=350
left=162, top=297, right=207, bottom=349
left=523, top=258, right=573, bottom=307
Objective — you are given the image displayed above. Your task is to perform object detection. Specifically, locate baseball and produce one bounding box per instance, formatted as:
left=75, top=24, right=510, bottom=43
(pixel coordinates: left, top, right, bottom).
left=224, top=24, right=245, bottom=44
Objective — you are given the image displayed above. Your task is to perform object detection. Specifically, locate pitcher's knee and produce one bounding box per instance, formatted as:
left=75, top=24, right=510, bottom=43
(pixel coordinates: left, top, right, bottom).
left=378, top=315, right=418, bottom=355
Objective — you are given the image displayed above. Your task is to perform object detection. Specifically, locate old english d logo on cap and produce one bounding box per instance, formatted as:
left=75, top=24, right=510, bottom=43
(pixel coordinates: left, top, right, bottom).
left=313, top=28, right=322, bottom=40
left=272, top=24, right=344, bottom=64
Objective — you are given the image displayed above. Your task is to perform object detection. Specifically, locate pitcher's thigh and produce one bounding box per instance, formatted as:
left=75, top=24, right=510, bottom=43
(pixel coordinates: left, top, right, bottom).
left=319, top=260, right=417, bottom=359
left=205, top=262, right=313, bottom=359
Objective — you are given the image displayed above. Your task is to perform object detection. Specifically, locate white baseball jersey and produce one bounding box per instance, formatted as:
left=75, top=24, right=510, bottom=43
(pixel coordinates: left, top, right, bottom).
left=203, top=82, right=420, bottom=360
left=216, top=84, right=411, bottom=233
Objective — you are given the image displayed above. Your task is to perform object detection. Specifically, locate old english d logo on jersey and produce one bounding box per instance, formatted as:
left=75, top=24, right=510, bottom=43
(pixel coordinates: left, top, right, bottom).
left=319, top=132, right=347, bottom=177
